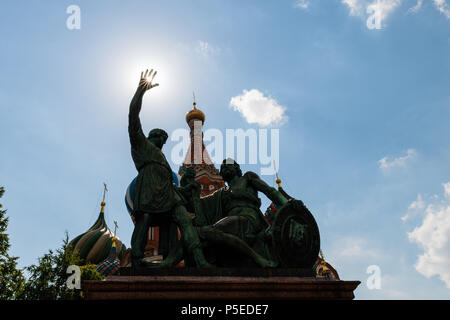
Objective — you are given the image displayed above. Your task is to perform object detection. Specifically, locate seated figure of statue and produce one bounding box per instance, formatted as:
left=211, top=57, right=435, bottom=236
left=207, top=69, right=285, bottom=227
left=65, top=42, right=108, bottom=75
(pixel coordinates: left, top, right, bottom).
left=160, top=159, right=290, bottom=268
left=197, top=158, right=288, bottom=267
left=177, top=166, right=201, bottom=213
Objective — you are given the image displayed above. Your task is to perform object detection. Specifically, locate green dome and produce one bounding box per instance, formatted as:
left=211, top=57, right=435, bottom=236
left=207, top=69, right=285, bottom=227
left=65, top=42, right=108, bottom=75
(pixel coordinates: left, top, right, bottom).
left=69, top=211, right=126, bottom=264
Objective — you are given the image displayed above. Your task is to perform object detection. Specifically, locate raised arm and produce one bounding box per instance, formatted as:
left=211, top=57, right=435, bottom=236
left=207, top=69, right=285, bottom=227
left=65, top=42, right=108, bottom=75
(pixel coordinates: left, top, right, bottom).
left=246, top=171, right=288, bottom=207
left=128, top=69, right=159, bottom=148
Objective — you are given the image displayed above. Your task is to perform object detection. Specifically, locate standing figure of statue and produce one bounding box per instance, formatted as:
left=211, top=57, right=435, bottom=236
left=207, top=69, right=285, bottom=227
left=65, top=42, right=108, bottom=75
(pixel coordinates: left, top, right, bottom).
left=128, top=69, right=211, bottom=268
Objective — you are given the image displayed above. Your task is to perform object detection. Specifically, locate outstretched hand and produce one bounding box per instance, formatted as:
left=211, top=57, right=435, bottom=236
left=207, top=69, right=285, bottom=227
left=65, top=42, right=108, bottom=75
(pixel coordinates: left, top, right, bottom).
left=138, top=69, right=159, bottom=92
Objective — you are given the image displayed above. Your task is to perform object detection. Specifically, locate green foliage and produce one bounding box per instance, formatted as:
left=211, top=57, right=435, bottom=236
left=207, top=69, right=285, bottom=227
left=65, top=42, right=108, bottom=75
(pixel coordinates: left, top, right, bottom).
left=19, top=232, right=84, bottom=300
left=0, top=186, right=105, bottom=300
left=81, top=264, right=104, bottom=281
left=0, top=186, right=26, bottom=300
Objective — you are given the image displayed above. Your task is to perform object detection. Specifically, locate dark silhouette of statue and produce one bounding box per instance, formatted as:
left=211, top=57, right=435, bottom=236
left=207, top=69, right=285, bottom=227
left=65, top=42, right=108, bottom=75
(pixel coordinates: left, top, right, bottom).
left=196, top=159, right=287, bottom=267
left=159, top=159, right=320, bottom=269
left=128, top=69, right=211, bottom=268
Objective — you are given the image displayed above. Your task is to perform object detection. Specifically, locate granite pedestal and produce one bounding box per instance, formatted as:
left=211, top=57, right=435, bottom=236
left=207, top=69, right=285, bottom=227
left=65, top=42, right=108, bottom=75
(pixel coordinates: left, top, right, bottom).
left=83, top=268, right=360, bottom=300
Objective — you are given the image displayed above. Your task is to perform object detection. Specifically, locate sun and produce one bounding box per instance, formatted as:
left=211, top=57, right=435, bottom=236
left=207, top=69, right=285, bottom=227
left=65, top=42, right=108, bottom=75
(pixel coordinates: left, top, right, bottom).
left=118, top=55, right=181, bottom=105
left=108, top=48, right=191, bottom=118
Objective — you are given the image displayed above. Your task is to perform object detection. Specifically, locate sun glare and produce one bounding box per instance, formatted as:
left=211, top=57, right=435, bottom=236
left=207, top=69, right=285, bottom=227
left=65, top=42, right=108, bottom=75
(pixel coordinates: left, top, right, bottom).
left=109, top=49, right=192, bottom=119
left=118, top=55, right=181, bottom=105
left=128, top=62, right=168, bottom=95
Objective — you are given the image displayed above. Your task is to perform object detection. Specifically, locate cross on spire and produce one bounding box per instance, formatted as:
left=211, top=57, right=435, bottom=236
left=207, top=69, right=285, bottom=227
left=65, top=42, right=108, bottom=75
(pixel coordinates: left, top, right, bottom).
left=273, top=160, right=279, bottom=180
left=273, top=160, right=282, bottom=188
left=102, top=183, right=108, bottom=202
left=320, top=249, right=327, bottom=263
left=113, top=220, right=118, bottom=239
left=193, top=91, right=197, bottom=109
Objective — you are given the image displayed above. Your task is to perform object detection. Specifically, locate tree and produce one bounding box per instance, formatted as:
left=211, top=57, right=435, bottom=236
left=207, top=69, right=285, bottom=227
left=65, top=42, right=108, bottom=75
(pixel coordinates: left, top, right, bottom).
left=19, top=232, right=104, bottom=300
left=0, top=186, right=26, bottom=300
left=0, top=186, right=104, bottom=300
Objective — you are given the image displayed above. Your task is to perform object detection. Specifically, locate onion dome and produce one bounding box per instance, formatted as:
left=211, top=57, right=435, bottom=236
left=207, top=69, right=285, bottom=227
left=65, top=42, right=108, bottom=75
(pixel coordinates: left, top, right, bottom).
left=125, top=177, right=137, bottom=224
left=96, top=234, right=121, bottom=276
left=69, top=199, right=126, bottom=265
left=314, top=250, right=340, bottom=280
left=185, top=101, right=205, bottom=124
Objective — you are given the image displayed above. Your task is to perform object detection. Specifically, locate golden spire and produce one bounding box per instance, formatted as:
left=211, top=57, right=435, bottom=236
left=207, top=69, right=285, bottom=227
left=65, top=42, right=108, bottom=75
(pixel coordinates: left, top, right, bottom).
left=112, top=220, right=118, bottom=248
left=274, top=161, right=282, bottom=188
left=276, top=178, right=282, bottom=189
left=319, top=249, right=329, bottom=271
left=100, top=183, right=108, bottom=213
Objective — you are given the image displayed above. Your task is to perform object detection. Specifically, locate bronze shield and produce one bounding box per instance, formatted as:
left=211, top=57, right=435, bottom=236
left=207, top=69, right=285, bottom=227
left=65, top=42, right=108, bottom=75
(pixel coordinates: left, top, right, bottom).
left=272, top=199, right=320, bottom=268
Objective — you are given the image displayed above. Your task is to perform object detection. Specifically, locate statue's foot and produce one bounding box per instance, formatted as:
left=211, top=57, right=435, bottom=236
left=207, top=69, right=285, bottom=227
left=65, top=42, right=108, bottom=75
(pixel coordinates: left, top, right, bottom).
left=191, top=248, right=215, bottom=268
left=256, top=258, right=278, bottom=268
left=192, top=255, right=215, bottom=268
left=266, top=259, right=279, bottom=268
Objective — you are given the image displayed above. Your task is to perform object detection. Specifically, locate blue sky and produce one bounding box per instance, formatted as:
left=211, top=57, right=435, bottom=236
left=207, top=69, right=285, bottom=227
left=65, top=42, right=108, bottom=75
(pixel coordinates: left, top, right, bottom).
left=0, top=0, right=449, bottom=299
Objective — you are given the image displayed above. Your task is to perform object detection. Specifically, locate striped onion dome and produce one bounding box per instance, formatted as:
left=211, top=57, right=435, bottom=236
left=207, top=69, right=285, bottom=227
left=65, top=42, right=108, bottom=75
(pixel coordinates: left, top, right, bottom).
left=96, top=240, right=121, bottom=276
left=69, top=204, right=126, bottom=265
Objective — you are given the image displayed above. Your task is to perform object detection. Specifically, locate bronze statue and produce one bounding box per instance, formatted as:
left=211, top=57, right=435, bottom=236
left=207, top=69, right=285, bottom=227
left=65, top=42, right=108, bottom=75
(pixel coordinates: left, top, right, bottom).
left=195, top=159, right=288, bottom=267
left=158, top=159, right=320, bottom=269
left=211, top=159, right=320, bottom=269
left=128, top=69, right=211, bottom=268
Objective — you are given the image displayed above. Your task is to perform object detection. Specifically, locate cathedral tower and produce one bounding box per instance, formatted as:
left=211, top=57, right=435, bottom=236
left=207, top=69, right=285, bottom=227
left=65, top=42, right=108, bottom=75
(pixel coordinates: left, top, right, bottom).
left=180, top=100, right=225, bottom=196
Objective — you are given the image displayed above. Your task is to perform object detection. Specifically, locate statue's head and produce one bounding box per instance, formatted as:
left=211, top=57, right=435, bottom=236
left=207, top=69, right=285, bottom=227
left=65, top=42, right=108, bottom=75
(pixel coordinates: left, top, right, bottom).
left=180, top=166, right=196, bottom=187
left=182, top=166, right=196, bottom=178
left=148, top=128, right=168, bottom=149
left=219, top=158, right=242, bottom=183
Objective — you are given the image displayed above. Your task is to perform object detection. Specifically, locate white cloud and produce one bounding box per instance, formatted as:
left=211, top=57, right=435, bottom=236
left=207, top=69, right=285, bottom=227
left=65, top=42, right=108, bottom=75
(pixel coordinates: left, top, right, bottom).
left=195, top=40, right=220, bottom=59
left=366, top=0, right=402, bottom=29
left=342, top=0, right=365, bottom=16
left=408, top=0, right=424, bottom=13
left=409, top=194, right=426, bottom=210
left=341, top=0, right=401, bottom=29
left=443, top=182, right=450, bottom=198
left=341, top=0, right=450, bottom=28
left=407, top=182, right=450, bottom=288
left=294, top=0, right=310, bottom=9
left=408, top=0, right=450, bottom=18
left=402, top=194, right=426, bottom=221
left=229, top=89, right=287, bottom=127
left=434, top=0, right=450, bottom=18
left=378, top=149, right=417, bottom=170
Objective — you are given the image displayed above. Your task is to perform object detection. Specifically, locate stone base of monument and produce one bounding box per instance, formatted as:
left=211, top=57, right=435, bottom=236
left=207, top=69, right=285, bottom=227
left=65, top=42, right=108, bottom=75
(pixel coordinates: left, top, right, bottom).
left=83, top=268, right=360, bottom=300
